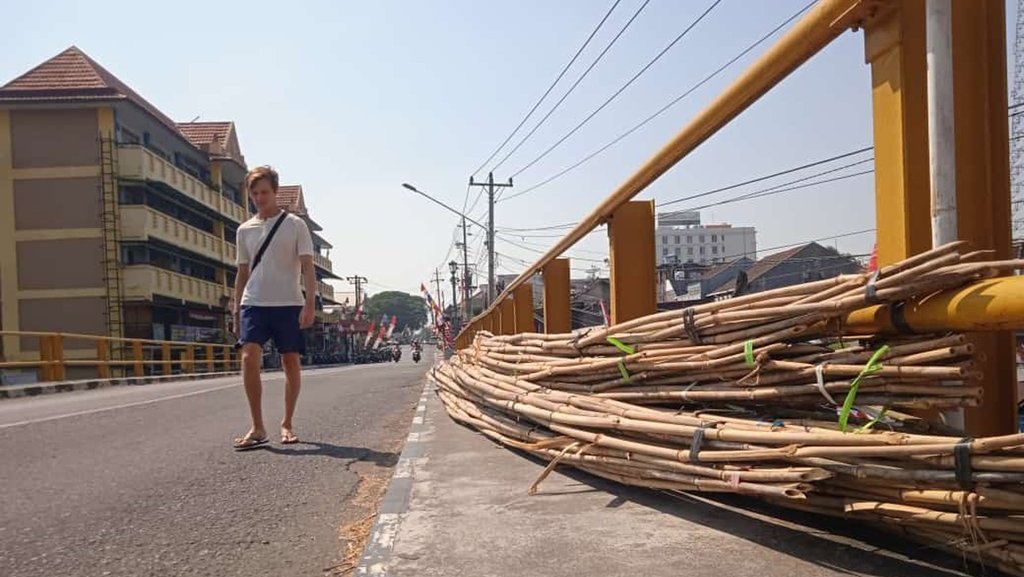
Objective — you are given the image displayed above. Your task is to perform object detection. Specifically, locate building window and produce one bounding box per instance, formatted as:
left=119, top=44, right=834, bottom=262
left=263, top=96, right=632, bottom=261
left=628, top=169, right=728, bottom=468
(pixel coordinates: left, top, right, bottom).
left=712, top=246, right=718, bottom=254
left=662, top=235, right=669, bottom=245
left=699, top=246, right=705, bottom=254
left=674, top=248, right=681, bottom=257
left=712, top=234, right=717, bottom=242
left=687, top=235, right=693, bottom=244
left=699, top=235, right=705, bottom=243
left=687, top=247, right=694, bottom=255
left=674, top=235, right=680, bottom=244
left=663, top=247, right=670, bottom=256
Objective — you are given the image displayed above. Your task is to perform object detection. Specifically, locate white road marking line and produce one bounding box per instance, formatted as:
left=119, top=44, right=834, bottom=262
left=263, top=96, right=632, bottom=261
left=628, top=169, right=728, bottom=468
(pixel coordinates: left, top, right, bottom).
left=0, top=365, right=369, bottom=430
left=412, top=415, right=424, bottom=425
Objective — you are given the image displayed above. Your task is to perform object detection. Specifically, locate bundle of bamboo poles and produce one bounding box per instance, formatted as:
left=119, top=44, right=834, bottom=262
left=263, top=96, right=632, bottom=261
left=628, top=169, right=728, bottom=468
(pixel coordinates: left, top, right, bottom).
left=434, top=243, right=1024, bottom=575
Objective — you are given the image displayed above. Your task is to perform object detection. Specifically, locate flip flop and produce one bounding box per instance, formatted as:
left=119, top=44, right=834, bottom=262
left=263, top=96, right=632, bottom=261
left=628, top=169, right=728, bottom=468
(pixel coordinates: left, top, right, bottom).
left=281, top=432, right=300, bottom=445
left=233, top=435, right=269, bottom=451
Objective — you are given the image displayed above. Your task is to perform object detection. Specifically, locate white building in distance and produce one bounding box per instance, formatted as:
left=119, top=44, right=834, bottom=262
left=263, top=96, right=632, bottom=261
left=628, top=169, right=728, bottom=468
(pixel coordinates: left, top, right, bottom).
left=655, top=211, right=757, bottom=265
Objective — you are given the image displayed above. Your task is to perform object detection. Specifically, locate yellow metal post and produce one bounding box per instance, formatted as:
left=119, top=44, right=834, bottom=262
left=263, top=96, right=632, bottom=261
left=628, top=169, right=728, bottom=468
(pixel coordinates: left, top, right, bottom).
left=53, top=335, right=66, bottom=381
left=499, top=297, right=515, bottom=335
left=96, top=340, right=110, bottom=379
left=865, top=0, right=1017, bottom=435
left=542, top=258, right=571, bottom=334
left=205, top=344, right=215, bottom=372
left=608, top=200, right=656, bottom=325
left=949, top=0, right=1015, bottom=436
left=162, top=343, right=172, bottom=375
left=513, top=284, right=534, bottom=334
left=184, top=346, right=195, bottom=374
left=39, top=334, right=53, bottom=381
left=865, top=1, right=932, bottom=266
left=132, top=340, right=144, bottom=377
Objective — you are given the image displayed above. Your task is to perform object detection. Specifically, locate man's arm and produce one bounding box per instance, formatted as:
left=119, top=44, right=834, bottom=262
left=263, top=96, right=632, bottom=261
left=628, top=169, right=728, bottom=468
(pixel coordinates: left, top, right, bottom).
left=300, top=256, right=316, bottom=329
left=232, top=264, right=250, bottom=336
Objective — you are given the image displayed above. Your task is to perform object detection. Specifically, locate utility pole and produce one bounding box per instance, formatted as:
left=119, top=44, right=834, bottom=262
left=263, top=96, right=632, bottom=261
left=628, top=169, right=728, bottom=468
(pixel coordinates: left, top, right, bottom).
left=469, top=172, right=512, bottom=307
left=459, top=216, right=471, bottom=322
left=431, top=268, right=445, bottom=327
left=345, top=276, right=367, bottom=319
left=448, top=260, right=460, bottom=333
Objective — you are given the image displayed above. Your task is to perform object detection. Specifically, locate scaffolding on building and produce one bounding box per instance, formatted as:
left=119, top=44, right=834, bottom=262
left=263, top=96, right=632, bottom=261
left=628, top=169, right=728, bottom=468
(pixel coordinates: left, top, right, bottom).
left=99, top=134, right=126, bottom=373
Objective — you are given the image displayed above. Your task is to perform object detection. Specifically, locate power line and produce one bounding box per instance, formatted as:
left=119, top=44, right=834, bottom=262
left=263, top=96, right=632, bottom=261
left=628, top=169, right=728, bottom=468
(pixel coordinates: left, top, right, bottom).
left=490, top=0, right=654, bottom=173
left=657, top=146, right=873, bottom=207
left=507, top=0, right=725, bottom=180
left=500, top=1, right=815, bottom=203
left=469, top=0, right=623, bottom=178
left=683, top=168, right=875, bottom=213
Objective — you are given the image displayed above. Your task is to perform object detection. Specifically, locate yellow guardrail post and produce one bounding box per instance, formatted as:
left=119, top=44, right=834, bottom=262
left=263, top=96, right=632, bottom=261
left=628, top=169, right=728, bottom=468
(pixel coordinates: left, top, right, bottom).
left=513, top=284, right=534, bottom=334
left=183, top=346, right=195, bottom=374
left=96, top=339, right=110, bottom=379
left=162, top=343, right=172, bottom=375
left=608, top=201, right=656, bottom=325
left=39, top=334, right=53, bottom=381
left=499, top=298, right=515, bottom=335
left=542, top=258, right=571, bottom=334
left=205, top=344, right=215, bottom=373
left=52, top=335, right=66, bottom=381
left=132, top=340, right=144, bottom=377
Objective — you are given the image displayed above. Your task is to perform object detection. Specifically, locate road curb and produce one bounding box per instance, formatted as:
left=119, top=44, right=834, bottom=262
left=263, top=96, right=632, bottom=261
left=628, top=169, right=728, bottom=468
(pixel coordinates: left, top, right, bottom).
left=355, top=367, right=435, bottom=576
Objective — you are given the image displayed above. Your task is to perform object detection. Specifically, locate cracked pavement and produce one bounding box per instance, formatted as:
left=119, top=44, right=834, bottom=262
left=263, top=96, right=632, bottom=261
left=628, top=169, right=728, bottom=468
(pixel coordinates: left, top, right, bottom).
left=0, top=362, right=427, bottom=577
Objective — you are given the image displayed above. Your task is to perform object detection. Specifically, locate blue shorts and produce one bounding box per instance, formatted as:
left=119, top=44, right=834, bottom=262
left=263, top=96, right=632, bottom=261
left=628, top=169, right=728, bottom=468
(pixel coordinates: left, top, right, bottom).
left=239, top=305, right=305, bottom=354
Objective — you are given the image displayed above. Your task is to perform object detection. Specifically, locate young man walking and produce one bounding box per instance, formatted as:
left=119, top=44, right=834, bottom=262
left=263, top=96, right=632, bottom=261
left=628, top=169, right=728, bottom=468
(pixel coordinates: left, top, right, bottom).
left=232, top=166, right=317, bottom=450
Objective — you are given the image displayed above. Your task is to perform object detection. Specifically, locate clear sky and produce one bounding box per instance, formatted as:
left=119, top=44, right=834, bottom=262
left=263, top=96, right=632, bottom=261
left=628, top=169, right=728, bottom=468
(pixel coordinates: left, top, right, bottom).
left=1, top=1, right=1018, bottom=302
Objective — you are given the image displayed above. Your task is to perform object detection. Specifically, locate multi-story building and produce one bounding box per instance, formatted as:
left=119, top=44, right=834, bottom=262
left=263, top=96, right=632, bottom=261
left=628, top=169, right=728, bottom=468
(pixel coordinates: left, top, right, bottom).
left=655, top=210, right=756, bottom=266
left=0, top=46, right=336, bottom=371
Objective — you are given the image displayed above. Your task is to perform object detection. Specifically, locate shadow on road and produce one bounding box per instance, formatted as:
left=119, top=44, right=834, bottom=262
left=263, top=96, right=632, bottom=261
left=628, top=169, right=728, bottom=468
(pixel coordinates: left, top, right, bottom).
left=264, top=442, right=399, bottom=467
left=552, top=464, right=992, bottom=577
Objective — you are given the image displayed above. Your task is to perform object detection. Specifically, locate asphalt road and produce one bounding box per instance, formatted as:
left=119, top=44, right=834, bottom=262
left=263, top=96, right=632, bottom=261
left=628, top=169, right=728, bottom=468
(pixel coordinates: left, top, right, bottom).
left=0, top=359, right=429, bottom=577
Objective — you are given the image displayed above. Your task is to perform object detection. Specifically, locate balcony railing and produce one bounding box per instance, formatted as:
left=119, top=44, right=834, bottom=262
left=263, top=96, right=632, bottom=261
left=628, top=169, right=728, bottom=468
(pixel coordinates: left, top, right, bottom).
left=118, top=145, right=249, bottom=224
left=124, top=265, right=229, bottom=308
left=121, top=206, right=237, bottom=265
left=317, top=281, right=335, bottom=302
left=314, top=253, right=333, bottom=272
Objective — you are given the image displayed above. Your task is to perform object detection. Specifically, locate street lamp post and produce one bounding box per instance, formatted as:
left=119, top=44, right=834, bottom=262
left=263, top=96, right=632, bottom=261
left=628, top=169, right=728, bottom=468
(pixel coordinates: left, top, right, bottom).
left=448, top=260, right=460, bottom=333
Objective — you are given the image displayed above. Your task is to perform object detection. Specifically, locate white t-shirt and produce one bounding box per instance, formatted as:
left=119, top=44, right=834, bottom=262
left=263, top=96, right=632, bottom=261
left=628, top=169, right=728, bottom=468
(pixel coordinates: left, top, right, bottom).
left=236, top=211, right=315, bottom=307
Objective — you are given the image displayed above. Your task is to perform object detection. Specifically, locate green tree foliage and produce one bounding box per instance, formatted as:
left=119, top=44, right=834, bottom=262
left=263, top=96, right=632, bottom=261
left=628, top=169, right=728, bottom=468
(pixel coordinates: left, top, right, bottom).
left=363, top=291, right=428, bottom=331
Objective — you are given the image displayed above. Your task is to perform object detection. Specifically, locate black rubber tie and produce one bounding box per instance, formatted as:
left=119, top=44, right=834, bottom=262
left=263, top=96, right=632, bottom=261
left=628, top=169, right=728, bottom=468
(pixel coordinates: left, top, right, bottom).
left=683, top=308, right=702, bottom=345
left=954, top=437, right=974, bottom=490
left=864, top=270, right=881, bottom=305
left=890, top=301, right=916, bottom=335
left=689, top=427, right=706, bottom=463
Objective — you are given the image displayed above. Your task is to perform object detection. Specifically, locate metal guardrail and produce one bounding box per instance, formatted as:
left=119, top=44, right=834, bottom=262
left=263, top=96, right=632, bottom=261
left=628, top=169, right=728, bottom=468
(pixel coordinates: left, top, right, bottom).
left=0, top=331, right=239, bottom=382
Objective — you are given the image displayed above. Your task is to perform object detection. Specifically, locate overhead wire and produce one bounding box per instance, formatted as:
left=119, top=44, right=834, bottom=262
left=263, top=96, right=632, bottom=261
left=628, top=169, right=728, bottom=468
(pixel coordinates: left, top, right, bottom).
left=490, top=0, right=654, bottom=173
left=500, top=0, right=816, bottom=203
left=469, top=0, right=624, bottom=179
left=507, top=0, right=726, bottom=180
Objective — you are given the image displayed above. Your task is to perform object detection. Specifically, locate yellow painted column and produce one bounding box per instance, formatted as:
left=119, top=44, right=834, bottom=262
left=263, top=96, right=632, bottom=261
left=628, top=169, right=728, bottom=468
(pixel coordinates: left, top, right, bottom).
left=499, top=297, right=515, bottom=335
left=513, top=283, right=534, bottom=334
left=542, top=258, right=571, bottom=334
left=608, top=200, right=656, bottom=325
left=0, top=110, right=18, bottom=357
left=864, top=1, right=932, bottom=266
left=949, top=0, right=1016, bottom=436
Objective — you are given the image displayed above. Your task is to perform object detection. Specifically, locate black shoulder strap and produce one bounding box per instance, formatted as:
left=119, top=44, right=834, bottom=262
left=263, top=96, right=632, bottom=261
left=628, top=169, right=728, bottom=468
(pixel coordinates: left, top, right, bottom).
left=250, top=212, right=288, bottom=272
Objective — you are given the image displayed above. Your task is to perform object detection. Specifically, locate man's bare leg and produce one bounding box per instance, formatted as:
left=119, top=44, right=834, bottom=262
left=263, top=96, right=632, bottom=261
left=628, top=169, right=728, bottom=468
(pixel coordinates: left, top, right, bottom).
left=281, top=352, right=302, bottom=443
left=235, top=343, right=267, bottom=445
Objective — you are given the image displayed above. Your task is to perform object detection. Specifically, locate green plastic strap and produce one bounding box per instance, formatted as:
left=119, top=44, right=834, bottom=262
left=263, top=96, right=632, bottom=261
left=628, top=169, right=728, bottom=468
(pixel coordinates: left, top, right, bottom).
left=617, top=359, right=632, bottom=383
left=606, top=337, right=636, bottom=356
left=839, top=344, right=890, bottom=432
left=856, top=407, right=890, bottom=434
left=743, top=339, right=755, bottom=368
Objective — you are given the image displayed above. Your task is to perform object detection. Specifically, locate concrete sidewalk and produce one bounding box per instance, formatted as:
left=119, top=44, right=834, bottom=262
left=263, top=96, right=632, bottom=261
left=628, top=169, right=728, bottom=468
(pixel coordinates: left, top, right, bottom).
left=358, top=378, right=986, bottom=577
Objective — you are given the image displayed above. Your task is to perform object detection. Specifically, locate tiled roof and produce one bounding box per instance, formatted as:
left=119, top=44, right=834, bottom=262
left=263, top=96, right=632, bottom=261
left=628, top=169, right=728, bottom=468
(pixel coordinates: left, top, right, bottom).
left=177, top=121, right=245, bottom=165
left=711, top=245, right=809, bottom=294
left=177, top=121, right=232, bottom=149
left=701, top=257, right=748, bottom=281
left=0, top=46, right=180, bottom=134
left=277, top=185, right=305, bottom=214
